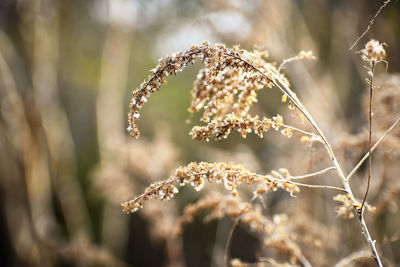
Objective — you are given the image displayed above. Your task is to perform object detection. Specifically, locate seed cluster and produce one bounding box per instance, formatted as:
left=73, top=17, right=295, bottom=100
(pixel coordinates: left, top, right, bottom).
left=190, top=113, right=291, bottom=141
left=361, top=39, right=386, bottom=64
left=189, top=49, right=277, bottom=122
left=121, top=162, right=300, bottom=214
left=128, top=42, right=211, bottom=138
left=128, top=41, right=289, bottom=140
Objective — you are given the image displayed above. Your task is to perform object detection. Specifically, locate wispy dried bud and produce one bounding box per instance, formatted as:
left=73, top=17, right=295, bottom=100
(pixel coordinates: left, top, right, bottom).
left=361, top=39, right=386, bottom=64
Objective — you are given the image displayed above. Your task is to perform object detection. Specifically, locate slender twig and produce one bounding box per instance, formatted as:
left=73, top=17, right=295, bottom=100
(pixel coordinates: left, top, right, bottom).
left=278, top=57, right=297, bottom=72
left=361, top=63, right=375, bottom=213
left=298, top=254, right=312, bottom=267
left=227, top=171, right=347, bottom=192
left=278, top=53, right=315, bottom=72
left=289, top=166, right=336, bottom=180
left=358, top=214, right=382, bottom=266
left=224, top=219, right=239, bottom=267
left=347, top=116, right=400, bottom=180
left=349, top=0, right=391, bottom=51
left=282, top=124, right=322, bottom=141
left=282, top=180, right=346, bottom=192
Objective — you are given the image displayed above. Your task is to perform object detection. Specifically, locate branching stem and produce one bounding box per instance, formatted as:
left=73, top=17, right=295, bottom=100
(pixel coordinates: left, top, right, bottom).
left=282, top=124, right=322, bottom=140
left=347, top=116, right=400, bottom=180
left=228, top=170, right=346, bottom=192
left=289, top=166, right=336, bottom=180
left=223, top=52, right=383, bottom=266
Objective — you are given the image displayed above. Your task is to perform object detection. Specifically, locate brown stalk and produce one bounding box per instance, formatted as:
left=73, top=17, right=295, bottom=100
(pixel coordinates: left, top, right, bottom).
left=361, top=62, right=376, bottom=213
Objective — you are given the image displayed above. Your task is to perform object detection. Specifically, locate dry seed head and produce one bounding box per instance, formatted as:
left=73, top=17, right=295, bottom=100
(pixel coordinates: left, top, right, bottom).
left=128, top=42, right=289, bottom=139
left=121, top=162, right=257, bottom=213
left=361, top=39, right=386, bottom=64
left=189, top=113, right=295, bottom=140
left=122, top=162, right=300, bottom=214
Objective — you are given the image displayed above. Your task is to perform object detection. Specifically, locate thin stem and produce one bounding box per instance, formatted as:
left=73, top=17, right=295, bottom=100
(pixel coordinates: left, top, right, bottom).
left=358, top=214, right=382, bottom=267
left=348, top=0, right=391, bottom=51
left=282, top=124, right=322, bottom=141
left=224, top=219, right=239, bottom=267
left=277, top=53, right=315, bottom=73
left=278, top=57, right=297, bottom=72
left=298, top=254, right=312, bottom=267
left=282, top=180, right=346, bottom=192
left=227, top=170, right=347, bottom=192
left=289, top=166, right=336, bottom=180
left=361, top=63, right=375, bottom=213
left=347, top=116, right=400, bottom=180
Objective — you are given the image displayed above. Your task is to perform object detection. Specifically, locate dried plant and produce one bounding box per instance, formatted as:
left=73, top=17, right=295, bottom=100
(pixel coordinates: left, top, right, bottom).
left=2, top=1, right=399, bottom=266
left=120, top=37, right=399, bottom=266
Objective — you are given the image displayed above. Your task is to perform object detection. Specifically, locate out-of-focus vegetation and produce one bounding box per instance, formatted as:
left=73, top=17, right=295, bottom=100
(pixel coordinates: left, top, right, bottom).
left=0, top=0, right=400, bottom=266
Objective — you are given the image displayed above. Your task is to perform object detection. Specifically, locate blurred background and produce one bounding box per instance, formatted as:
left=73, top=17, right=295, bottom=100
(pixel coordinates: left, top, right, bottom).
left=1, top=0, right=400, bottom=266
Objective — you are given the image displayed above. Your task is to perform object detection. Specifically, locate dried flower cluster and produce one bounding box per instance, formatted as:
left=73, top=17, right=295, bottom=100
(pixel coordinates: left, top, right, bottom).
left=360, top=39, right=386, bottom=64
left=333, top=194, right=375, bottom=219
left=121, top=162, right=300, bottom=214
left=188, top=48, right=279, bottom=121
left=253, top=168, right=300, bottom=198
left=128, top=41, right=290, bottom=140
left=190, top=113, right=293, bottom=140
